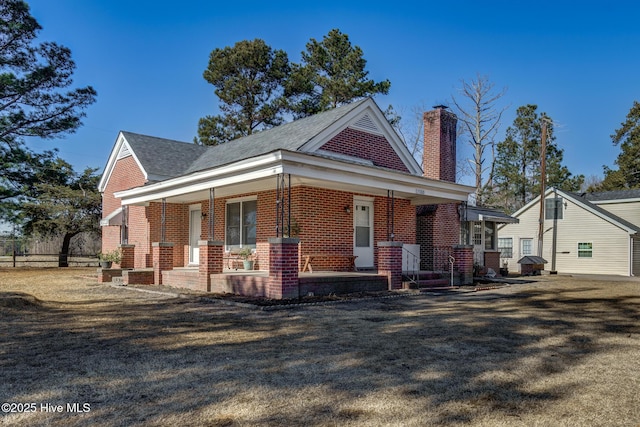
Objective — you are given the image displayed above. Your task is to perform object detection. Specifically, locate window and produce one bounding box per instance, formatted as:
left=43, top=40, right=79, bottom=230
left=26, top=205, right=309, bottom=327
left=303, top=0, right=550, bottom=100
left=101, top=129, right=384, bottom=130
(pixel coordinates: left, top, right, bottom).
left=472, top=222, right=482, bottom=245
left=484, top=222, right=496, bottom=250
left=578, top=242, right=593, bottom=258
left=521, top=238, right=533, bottom=256
left=545, top=198, right=564, bottom=220
left=226, top=200, right=257, bottom=250
left=498, top=237, right=513, bottom=258
left=460, top=222, right=470, bottom=245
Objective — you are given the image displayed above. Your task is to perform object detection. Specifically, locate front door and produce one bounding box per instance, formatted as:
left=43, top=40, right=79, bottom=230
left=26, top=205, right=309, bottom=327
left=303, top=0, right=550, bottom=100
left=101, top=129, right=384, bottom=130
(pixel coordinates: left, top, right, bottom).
left=354, top=199, right=374, bottom=268
left=189, top=208, right=201, bottom=265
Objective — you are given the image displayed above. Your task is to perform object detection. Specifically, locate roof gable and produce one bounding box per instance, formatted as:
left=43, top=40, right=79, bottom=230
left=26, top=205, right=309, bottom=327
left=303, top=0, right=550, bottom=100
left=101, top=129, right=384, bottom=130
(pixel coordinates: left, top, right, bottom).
left=100, top=98, right=424, bottom=192
left=507, top=187, right=640, bottom=234
left=98, top=131, right=208, bottom=192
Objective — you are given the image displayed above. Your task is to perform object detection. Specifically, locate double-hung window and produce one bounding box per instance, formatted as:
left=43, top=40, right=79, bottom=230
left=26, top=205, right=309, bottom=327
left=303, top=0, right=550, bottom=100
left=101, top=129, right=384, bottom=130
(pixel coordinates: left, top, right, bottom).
left=226, top=199, right=257, bottom=250
left=498, top=237, right=513, bottom=258
left=578, top=242, right=593, bottom=258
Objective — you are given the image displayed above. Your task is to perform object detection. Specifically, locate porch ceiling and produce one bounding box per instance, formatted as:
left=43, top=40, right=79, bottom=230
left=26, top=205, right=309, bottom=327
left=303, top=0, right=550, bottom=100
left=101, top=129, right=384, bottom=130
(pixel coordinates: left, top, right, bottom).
left=115, top=150, right=473, bottom=206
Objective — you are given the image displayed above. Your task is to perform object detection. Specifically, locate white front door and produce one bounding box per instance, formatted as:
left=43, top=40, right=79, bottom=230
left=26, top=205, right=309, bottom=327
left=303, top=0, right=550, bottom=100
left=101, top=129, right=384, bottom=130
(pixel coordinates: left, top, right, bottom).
left=189, top=208, right=201, bottom=265
left=354, top=199, right=374, bottom=268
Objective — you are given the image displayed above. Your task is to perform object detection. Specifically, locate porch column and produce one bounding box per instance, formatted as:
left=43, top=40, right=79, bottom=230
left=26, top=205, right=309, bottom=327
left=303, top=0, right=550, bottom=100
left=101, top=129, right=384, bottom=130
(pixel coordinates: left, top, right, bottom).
left=377, top=241, right=403, bottom=290
left=198, top=240, right=223, bottom=292
left=152, top=242, right=173, bottom=285
left=267, top=237, right=299, bottom=299
left=118, top=244, right=135, bottom=269
left=453, top=244, right=473, bottom=285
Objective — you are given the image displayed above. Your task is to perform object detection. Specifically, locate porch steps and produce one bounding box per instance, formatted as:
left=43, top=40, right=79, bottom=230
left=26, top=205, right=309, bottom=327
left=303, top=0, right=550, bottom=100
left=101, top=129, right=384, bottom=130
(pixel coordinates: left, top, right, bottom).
left=403, top=271, right=451, bottom=289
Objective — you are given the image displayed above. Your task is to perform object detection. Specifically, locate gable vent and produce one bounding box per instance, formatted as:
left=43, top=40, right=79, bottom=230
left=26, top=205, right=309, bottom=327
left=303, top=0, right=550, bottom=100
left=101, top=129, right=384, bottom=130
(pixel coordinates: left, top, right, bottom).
left=352, top=113, right=381, bottom=134
left=117, top=142, right=132, bottom=159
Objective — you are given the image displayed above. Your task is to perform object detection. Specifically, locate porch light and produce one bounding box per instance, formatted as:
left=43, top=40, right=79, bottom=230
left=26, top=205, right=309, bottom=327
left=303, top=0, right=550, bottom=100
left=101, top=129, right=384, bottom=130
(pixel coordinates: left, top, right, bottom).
left=344, top=206, right=351, bottom=214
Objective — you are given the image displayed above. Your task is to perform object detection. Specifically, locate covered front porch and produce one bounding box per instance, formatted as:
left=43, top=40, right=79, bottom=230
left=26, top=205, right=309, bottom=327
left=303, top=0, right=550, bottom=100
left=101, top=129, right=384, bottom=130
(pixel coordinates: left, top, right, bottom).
left=110, top=150, right=473, bottom=299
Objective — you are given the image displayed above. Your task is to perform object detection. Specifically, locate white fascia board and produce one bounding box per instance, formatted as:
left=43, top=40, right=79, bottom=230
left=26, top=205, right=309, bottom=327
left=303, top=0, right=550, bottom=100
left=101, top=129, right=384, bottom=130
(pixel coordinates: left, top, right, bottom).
left=115, top=152, right=285, bottom=205
left=593, top=197, right=640, bottom=205
left=115, top=149, right=472, bottom=206
left=299, top=99, right=423, bottom=175
left=280, top=151, right=472, bottom=202
left=98, top=132, right=148, bottom=192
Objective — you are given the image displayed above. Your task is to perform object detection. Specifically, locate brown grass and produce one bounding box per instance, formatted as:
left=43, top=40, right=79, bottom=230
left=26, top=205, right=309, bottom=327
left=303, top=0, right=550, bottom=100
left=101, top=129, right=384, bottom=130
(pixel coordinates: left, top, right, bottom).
left=0, top=268, right=639, bottom=426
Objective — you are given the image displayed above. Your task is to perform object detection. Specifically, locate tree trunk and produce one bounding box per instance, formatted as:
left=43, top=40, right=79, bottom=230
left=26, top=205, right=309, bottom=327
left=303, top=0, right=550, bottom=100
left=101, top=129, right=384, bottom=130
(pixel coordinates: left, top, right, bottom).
left=58, top=232, right=79, bottom=267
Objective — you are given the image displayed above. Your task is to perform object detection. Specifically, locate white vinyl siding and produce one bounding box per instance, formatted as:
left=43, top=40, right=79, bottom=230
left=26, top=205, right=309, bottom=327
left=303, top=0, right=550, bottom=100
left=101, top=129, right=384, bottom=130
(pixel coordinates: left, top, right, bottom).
left=594, top=200, right=640, bottom=226
left=499, top=194, right=632, bottom=275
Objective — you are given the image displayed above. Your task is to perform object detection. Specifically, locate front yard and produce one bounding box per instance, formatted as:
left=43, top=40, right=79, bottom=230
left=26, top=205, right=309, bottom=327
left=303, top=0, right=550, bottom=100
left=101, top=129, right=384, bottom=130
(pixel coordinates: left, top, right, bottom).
left=0, top=268, right=638, bottom=426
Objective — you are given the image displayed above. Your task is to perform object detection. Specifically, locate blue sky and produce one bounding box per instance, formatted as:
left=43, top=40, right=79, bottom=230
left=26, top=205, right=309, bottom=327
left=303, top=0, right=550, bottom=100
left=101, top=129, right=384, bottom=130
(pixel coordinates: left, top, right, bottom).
left=24, top=0, right=640, bottom=186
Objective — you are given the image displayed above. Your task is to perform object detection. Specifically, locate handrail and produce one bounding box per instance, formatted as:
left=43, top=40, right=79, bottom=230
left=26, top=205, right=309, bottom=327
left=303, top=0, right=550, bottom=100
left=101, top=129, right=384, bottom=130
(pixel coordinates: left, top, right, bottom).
left=402, top=246, right=421, bottom=285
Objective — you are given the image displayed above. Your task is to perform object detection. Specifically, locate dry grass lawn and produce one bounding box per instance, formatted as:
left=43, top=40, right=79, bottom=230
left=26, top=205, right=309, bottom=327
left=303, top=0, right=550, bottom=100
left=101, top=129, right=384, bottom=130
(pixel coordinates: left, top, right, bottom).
left=0, top=268, right=639, bottom=426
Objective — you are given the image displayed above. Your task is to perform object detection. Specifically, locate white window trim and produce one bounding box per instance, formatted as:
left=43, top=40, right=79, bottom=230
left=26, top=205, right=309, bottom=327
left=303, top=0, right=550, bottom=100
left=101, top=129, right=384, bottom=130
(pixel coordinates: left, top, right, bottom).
left=225, top=198, right=257, bottom=251
left=520, top=238, right=534, bottom=256
left=498, top=236, right=514, bottom=258
left=577, top=241, right=593, bottom=258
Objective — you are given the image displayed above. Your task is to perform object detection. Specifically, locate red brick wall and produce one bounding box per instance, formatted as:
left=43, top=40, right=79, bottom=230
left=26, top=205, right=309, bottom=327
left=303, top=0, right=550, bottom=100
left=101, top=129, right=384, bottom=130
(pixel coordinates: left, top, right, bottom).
left=147, top=202, right=189, bottom=267
left=128, top=186, right=417, bottom=272
left=423, top=108, right=457, bottom=182
left=320, top=128, right=411, bottom=173
left=102, top=155, right=149, bottom=265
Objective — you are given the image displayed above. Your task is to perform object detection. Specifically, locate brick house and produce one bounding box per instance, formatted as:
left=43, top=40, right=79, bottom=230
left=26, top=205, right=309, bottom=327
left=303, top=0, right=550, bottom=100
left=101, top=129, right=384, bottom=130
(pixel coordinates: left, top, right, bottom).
left=98, top=98, right=475, bottom=298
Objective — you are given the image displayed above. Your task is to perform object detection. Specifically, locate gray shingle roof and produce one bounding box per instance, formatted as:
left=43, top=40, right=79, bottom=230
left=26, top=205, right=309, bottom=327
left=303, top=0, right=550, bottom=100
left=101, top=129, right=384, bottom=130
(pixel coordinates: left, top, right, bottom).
left=120, top=98, right=374, bottom=181
left=582, top=189, right=640, bottom=202
left=184, top=99, right=369, bottom=174
left=121, top=131, right=208, bottom=181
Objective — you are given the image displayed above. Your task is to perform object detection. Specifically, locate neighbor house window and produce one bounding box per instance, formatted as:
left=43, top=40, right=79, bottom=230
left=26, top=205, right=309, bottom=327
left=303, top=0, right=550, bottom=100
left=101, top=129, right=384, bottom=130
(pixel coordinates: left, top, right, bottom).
left=545, top=198, right=564, bottom=220
left=226, top=199, right=257, bottom=250
left=498, top=237, right=513, bottom=258
left=521, top=238, right=533, bottom=256
left=578, top=242, right=593, bottom=258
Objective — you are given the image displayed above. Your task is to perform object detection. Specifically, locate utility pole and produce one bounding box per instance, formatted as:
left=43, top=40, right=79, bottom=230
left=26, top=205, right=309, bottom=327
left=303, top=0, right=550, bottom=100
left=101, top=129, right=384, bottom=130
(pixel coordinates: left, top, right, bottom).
left=537, top=120, right=548, bottom=258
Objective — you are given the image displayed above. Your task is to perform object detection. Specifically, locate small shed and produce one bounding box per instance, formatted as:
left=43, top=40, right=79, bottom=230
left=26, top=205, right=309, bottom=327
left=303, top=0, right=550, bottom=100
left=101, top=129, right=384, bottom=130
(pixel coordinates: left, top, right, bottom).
left=518, top=256, right=547, bottom=276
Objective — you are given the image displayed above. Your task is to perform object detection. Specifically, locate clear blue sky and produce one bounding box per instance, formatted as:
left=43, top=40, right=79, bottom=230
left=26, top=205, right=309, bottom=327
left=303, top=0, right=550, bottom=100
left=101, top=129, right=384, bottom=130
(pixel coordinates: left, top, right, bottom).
left=24, top=0, right=640, bottom=186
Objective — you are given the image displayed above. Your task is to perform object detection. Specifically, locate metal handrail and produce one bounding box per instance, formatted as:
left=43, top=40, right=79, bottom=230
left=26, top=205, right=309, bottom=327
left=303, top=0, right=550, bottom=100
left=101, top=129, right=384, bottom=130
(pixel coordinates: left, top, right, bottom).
left=402, top=246, right=421, bottom=285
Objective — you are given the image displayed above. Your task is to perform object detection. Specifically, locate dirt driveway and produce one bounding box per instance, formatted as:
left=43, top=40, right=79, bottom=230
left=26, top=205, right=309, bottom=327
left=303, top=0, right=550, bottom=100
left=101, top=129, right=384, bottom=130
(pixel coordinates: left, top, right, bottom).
left=1, top=268, right=639, bottom=426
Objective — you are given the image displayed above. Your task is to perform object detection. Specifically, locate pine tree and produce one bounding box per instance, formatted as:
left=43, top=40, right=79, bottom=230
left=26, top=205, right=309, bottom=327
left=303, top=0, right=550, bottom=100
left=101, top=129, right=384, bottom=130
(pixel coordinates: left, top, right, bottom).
left=598, top=100, right=640, bottom=190
left=286, top=29, right=390, bottom=118
left=195, top=39, right=290, bottom=145
left=490, top=105, right=583, bottom=212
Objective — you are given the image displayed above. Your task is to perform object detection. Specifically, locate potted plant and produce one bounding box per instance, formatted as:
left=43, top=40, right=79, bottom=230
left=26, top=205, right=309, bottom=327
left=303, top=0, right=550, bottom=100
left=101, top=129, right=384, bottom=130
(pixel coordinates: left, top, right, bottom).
left=98, top=249, right=122, bottom=269
left=238, top=247, right=254, bottom=270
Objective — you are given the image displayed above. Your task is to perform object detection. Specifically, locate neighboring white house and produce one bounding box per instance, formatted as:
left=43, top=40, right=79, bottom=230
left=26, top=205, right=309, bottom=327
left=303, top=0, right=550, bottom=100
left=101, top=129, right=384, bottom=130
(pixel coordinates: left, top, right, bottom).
left=498, top=187, right=640, bottom=276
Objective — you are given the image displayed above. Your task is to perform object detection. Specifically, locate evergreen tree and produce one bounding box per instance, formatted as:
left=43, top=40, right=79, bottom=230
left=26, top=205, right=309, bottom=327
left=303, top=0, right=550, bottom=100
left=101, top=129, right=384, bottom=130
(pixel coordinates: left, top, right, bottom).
left=597, top=100, right=640, bottom=190
left=490, top=105, right=583, bottom=212
left=20, top=157, right=101, bottom=266
left=0, top=0, right=96, bottom=148
left=195, top=39, right=290, bottom=145
left=286, top=29, right=390, bottom=118
left=1, top=0, right=96, bottom=224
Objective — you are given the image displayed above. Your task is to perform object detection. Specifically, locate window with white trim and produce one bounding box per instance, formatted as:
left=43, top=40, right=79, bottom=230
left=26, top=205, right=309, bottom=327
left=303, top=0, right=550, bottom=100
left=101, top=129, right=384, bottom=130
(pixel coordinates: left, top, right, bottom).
left=498, top=237, right=513, bottom=258
left=578, top=242, right=593, bottom=258
left=226, top=200, right=257, bottom=250
left=521, top=238, right=533, bottom=256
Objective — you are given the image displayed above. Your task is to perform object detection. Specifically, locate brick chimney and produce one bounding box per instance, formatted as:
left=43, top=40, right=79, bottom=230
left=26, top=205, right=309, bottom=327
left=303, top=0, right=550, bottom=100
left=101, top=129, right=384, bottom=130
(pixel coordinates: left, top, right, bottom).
left=423, top=105, right=457, bottom=182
